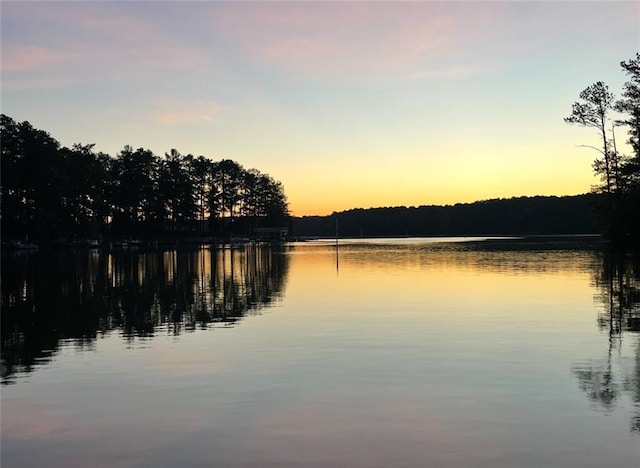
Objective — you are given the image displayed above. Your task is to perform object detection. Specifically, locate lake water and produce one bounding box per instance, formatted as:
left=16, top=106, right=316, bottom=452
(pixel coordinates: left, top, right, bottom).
left=2, top=238, right=639, bottom=467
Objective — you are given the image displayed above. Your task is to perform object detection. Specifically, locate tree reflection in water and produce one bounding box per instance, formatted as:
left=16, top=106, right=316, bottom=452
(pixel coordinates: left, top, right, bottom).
left=1, top=245, right=289, bottom=384
left=572, top=250, right=640, bottom=434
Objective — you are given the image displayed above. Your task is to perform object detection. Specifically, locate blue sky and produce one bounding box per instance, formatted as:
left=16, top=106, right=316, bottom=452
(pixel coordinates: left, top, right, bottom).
left=1, top=1, right=638, bottom=215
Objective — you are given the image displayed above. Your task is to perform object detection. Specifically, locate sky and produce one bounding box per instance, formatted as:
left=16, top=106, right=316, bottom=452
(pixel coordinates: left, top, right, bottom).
left=1, top=1, right=638, bottom=216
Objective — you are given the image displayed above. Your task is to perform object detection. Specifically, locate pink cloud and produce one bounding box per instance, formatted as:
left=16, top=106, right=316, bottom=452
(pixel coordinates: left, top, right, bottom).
left=0, top=42, right=205, bottom=92
left=1, top=45, right=75, bottom=72
left=149, top=99, right=222, bottom=126
left=0, top=76, right=77, bottom=91
left=1, top=2, right=208, bottom=76
left=211, top=2, right=500, bottom=78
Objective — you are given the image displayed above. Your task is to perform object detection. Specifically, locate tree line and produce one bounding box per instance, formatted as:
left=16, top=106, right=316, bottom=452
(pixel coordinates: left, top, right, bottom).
left=565, top=53, right=640, bottom=243
left=293, top=194, right=599, bottom=238
left=1, top=115, right=290, bottom=243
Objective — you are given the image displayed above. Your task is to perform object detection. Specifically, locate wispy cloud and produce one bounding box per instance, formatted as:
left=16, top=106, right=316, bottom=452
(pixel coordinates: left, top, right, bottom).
left=1, top=2, right=208, bottom=82
left=1, top=45, right=75, bottom=72
left=0, top=76, right=78, bottom=91
left=407, top=66, right=493, bottom=80
left=211, top=2, right=500, bottom=79
left=149, top=99, right=222, bottom=126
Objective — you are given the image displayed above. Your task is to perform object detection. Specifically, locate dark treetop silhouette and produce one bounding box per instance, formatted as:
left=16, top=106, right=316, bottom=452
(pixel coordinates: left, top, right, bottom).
left=0, top=114, right=290, bottom=244
left=293, top=194, right=600, bottom=238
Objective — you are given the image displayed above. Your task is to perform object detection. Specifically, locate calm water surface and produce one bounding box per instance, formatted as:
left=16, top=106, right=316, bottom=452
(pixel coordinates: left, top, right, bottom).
left=2, top=238, right=639, bottom=467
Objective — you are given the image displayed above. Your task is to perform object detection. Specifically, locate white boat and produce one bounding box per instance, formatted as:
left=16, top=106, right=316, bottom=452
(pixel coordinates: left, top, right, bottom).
left=12, top=241, right=39, bottom=250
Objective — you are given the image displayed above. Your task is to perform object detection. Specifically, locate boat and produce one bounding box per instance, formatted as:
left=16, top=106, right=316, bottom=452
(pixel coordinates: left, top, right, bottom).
left=9, top=240, right=39, bottom=250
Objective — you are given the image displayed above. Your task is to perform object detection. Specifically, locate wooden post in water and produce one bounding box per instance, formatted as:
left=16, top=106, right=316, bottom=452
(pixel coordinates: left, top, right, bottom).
left=335, top=215, right=339, bottom=273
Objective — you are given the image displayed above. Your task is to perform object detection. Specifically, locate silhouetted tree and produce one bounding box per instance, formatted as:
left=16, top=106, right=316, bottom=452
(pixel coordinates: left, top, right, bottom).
left=261, top=176, right=290, bottom=224
left=157, top=149, right=196, bottom=222
left=612, top=54, right=640, bottom=241
left=241, top=169, right=290, bottom=224
left=0, top=115, right=65, bottom=241
left=191, top=155, right=214, bottom=224
left=111, top=146, right=159, bottom=233
left=615, top=53, right=640, bottom=163
left=565, top=56, right=640, bottom=242
left=59, top=144, right=111, bottom=238
left=565, top=81, right=617, bottom=195
left=1, top=115, right=290, bottom=242
left=212, top=159, right=244, bottom=221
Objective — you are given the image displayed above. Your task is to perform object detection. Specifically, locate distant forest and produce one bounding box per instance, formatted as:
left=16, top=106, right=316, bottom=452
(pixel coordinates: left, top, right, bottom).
left=1, top=114, right=290, bottom=243
left=293, top=194, right=600, bottom=238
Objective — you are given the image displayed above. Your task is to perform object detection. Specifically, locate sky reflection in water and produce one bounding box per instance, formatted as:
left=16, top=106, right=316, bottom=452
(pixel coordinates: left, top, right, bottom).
left=1, top=239, right=638, bottom=468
